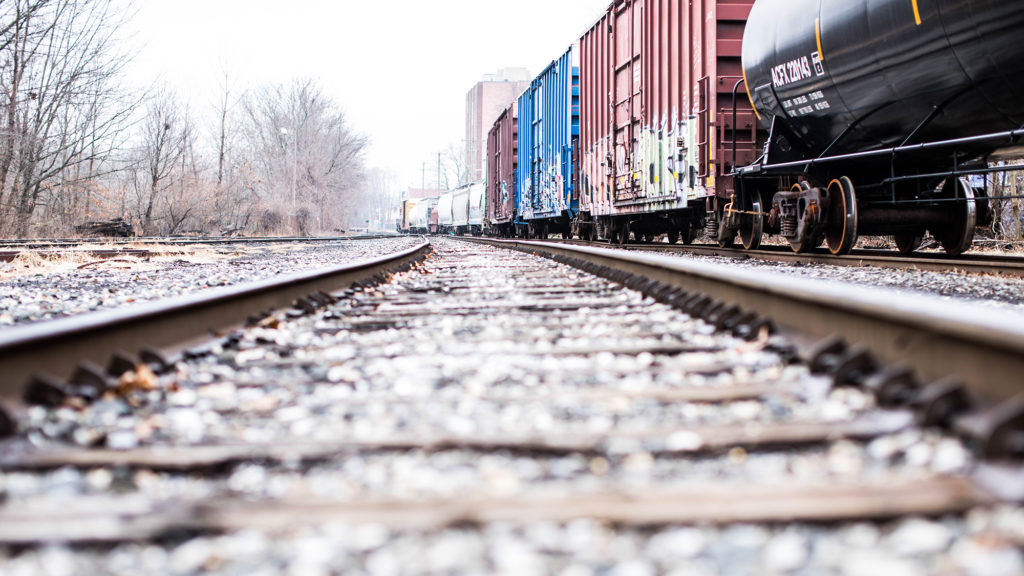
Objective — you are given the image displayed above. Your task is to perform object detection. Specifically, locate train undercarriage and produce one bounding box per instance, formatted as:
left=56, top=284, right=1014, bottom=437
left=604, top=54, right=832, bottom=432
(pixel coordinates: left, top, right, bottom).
left=589, top=210, right=704, bottom=246
left=706, top=174, right=989, bottom=256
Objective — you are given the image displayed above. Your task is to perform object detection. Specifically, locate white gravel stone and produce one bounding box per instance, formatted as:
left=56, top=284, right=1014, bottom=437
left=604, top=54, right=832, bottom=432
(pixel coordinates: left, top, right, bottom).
left=647, top=528, right=707, bottom=560
left=840, top=550, right=924, bottom=576
left=887, top=518, right=953, bottom=555
left=762, top=530, right=809, bottom=572
left=952, top=537, right=1024, bottom=576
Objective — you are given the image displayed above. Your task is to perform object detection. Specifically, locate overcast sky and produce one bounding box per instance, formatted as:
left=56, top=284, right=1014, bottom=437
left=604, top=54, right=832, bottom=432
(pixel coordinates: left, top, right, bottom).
left=124, top=0, right=612, bottom=189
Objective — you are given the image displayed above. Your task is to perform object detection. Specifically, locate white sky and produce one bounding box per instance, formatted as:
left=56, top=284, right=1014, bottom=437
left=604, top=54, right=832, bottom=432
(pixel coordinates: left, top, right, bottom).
left=124, top=0, right=612, bottom=189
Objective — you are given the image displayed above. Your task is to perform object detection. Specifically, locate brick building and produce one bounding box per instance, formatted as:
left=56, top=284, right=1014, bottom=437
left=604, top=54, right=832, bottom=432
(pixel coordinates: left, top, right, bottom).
left=465, top=68, right=531, bottom=184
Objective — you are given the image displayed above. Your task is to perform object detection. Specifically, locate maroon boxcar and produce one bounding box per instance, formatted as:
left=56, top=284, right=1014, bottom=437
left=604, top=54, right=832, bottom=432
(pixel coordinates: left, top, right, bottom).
left=487, top=102, right=518, bottom=238
left=579, top=0, right=759, bottom=244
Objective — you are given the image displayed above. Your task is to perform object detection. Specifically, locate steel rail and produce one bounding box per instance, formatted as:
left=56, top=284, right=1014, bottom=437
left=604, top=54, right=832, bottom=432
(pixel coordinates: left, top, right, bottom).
left=467, top=238, right=1024, bottom=405
left=0, top=240, right=431, bottom=404
left=538, top=239, right=1024, bottom=277
left=0, top=248, right=157, bottom=263
left=0, top=234, right=396, bottom=250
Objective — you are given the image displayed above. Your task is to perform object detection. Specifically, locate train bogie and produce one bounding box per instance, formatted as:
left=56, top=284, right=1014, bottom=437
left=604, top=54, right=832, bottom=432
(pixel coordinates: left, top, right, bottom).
left=517, top=46, right=580, bottom=240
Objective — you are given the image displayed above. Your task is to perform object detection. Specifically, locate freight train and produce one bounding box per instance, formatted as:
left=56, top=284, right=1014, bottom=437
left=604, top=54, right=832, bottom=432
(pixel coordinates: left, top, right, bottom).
left=432, top=183, right=486, bottom=236
left=475, top=0, right=1024, bottom=256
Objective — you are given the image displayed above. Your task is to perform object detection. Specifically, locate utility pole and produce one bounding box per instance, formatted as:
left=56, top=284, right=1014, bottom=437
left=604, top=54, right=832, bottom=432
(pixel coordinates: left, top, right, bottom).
left=437, top=153, right=441, bottom=191
left=421, top=162, right=425, bottom=192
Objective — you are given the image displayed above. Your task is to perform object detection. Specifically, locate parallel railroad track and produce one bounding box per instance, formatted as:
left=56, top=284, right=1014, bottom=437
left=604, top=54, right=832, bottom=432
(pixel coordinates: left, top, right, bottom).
left=542, top=238, right=1024, bottom=277
left=0, top=235, right=400, bottom=263
left=0, top=234, right=394, bottom=251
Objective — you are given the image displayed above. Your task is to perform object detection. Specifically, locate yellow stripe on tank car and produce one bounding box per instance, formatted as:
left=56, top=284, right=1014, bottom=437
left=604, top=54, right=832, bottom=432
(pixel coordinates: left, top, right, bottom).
left=741, top=62, right=762, bottom=121
left=912, top=0, right=922, bottom=25
left=815, top=18, right=824, bottom=61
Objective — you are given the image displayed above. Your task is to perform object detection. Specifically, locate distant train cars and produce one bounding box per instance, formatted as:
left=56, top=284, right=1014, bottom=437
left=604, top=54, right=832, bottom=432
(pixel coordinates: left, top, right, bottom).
left=432, top=183, right=486, bottom=235
left=397, top=198, right=438, bottom=234
left=487, top=103, right=518, bottom=238
left=430, top=0, right=1024, bottom=256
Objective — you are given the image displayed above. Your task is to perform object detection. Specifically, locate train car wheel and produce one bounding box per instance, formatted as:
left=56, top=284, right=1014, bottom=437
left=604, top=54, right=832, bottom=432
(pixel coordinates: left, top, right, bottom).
left=681, top=222, right=697, bottom=244
left=938, top=177, right=976, bottom=256
left=789, top=232, right=822, bottom=253
left=740, top=196, right=764, bottom=250
left=825, top=177, right=858, bottom=255
left=893, top=232, right=923, bottom=254
left=616, top=221, right=630, bottom=245
left=667, top=229, right=680, bottom=244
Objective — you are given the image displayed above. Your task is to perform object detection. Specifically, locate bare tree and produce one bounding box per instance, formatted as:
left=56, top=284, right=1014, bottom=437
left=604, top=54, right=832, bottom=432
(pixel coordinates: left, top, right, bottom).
left=440, top=142, right=469, bottom=188
left=0, top=0, right=137, bottom=236
left=239, top=78, right=367, bottom=234
left=128, top=89, right=197, bottom=234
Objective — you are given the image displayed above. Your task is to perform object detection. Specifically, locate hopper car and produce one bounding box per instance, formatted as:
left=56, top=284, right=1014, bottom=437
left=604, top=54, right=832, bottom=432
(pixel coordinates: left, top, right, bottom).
left=437, top=183, right=487, bottom=235
left=408, top=198, right=437, bottom=234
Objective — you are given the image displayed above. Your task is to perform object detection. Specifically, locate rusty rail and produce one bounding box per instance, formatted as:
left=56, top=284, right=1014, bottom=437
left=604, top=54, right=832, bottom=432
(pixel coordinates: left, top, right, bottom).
left=468, top=238, right=1024, bottom=409
left=0, top=240, right=431, bottom=406
left=546, top=239, right=1024, bottom=278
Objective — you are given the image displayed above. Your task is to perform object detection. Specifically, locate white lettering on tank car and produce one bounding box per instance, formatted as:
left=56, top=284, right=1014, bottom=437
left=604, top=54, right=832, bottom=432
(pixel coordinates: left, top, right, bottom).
left=771, top=54, right=816, bottom=89
left=781, top=89, right=833, bottom=117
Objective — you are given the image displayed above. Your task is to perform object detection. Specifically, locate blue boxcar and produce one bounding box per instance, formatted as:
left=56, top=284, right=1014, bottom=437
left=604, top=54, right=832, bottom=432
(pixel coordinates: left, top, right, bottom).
left=516, top=45, right=579, bottom=238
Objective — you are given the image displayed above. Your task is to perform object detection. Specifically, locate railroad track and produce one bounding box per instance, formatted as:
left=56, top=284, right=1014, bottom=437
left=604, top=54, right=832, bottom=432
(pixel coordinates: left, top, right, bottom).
left=0, top=234, right=394, bottom=252
left=0, top=240, right=431, bottom=417
left=0, top=248, right=159, bottom=263
left=540, top=237, right=1024, bottom=278
left=0, top=234, right=400, bottom=263
left=0, top=237, right=1020, bottom=572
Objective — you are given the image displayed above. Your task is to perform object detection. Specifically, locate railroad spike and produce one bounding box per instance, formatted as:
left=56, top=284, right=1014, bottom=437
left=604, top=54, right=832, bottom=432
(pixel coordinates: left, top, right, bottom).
left=139, top=347, right=173, bottom=374
left=314, top=291, right=338, bottom=305
left=0, top=402, right=13, bottom=438
left=730, top=311, right=761, bottom=340
left=863, top=365, right=920, bottom=407
left=913, top=377, right=972, bottom=428
left=294, top=297, right=318, bottom=314
left=684, top=294, right=713, bottom=316
left=106, top=351, right=139, bottom=378
left=711, top=305, right=744, bottom=330
left=953, top=395, right=1024, bottom=460
left=23, top=374, right=68, bottom=408
left=807, top=335, right=847, bottom=374
left=69, top=361, right=109, bottom=400
left=832, top=346, right=880, bottom=388
left=700, top=301, right=726, bottom=322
